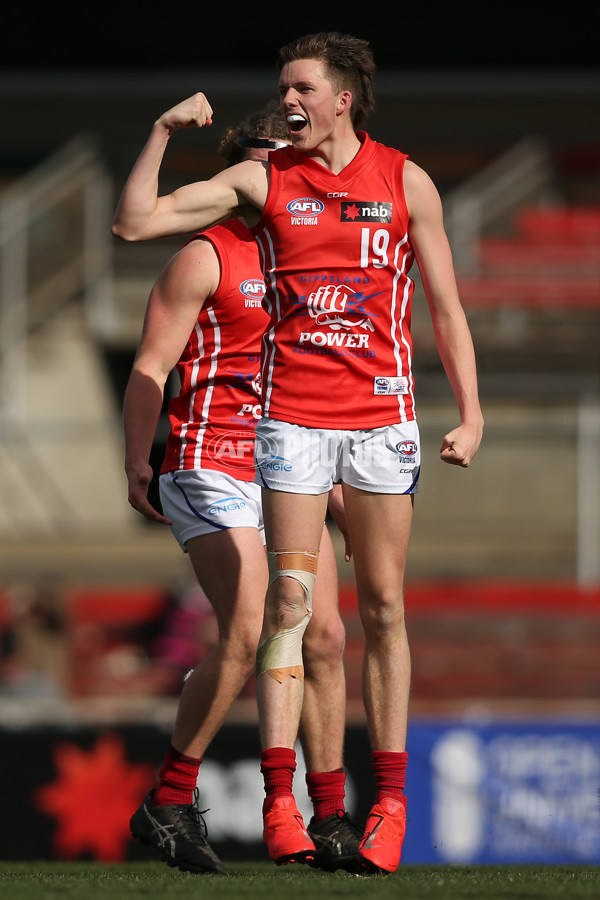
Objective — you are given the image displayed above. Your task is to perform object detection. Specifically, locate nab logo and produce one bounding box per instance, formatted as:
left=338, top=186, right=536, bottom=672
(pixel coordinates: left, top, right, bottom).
left=286, top=198, right=325, bottom=216
left=240, top=279, right=266, bottom=300
left=341, top=201, right=392, bottom=224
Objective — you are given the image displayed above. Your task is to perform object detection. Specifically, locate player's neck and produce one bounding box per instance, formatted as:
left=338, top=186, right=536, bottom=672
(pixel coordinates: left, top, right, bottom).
left=307, top=130, right=362, bottom=175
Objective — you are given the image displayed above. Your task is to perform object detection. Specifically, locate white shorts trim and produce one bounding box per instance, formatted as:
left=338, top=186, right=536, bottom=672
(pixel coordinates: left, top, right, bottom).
left=159, top=469, right=265, bottom=550
left=254, top=418, right=420, bottom=495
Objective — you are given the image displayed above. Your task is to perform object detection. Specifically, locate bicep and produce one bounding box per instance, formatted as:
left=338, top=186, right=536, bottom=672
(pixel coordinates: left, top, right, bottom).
left=164, top=161, right=266, bottom=234
left=168, top=179, right=238, bottom=231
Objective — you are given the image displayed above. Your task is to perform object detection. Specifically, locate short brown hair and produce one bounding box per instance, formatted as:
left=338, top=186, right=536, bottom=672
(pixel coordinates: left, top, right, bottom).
left=218, top=101, right=289, bottom=166
left=278, top=32, right=376, bottom=130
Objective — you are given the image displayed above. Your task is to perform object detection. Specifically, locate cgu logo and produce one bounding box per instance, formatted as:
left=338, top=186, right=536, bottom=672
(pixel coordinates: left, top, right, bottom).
left=240, top=279, right=266, bottom=299
left=286, top=197, right=325, bottom=215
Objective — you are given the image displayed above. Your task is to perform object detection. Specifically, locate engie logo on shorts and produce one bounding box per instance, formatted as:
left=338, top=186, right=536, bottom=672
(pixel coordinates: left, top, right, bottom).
left=396, top=440, right=418, bottom=464
left=208, top=496, right=247, bottom=515
left=257, top=455, right=293, bottom=473
left=287, top=197, right=324, bottom=225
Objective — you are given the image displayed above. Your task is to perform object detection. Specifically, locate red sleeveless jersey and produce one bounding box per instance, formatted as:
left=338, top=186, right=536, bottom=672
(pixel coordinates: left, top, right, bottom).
left=252, top=132, right=416, bottom=429
left=160, top=219, right=268, bottom=480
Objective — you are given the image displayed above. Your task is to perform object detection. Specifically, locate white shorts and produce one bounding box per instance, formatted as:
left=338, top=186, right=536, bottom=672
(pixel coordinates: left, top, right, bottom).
left=159, top=469, right=265, bottom=551
left=254, top=418, right=421, bottom=495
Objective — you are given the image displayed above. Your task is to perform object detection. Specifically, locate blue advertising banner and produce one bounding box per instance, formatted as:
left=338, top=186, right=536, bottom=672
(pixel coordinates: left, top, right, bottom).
left=403, top=720, right=600, bottom=864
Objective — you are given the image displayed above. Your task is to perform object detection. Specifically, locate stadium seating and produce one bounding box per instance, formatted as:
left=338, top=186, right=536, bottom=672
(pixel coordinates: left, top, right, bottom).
left=453, top=205, right=600, bottom=376
left=457, top=205, right=600, bottom=308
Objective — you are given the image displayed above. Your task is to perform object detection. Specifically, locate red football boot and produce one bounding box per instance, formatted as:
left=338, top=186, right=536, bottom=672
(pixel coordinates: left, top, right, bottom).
left=358, top=795, right=407, bottom=874
left=263, top=796, right=316, bottom=865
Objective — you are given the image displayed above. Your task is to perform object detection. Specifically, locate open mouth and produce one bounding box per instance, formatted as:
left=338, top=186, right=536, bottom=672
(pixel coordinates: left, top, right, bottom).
left=287, top=114, right=307, bottom=134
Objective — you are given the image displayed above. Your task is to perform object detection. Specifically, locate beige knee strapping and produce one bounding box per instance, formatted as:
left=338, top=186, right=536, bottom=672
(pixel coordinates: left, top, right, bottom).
left=255, top=549, right=318, bottom=683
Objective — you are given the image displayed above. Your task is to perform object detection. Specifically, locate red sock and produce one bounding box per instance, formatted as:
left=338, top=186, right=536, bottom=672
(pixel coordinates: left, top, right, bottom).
left=372, top=750, right=408, bottom=802
left=260, top=747, right=296, bottom=814
left=306, top=768, right=346, bottom=822
left=153, top=744, right=202, bottom=807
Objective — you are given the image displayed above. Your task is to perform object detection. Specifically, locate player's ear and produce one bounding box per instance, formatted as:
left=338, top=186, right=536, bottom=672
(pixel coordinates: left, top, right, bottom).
left=336, top=91, right=352, bottom=116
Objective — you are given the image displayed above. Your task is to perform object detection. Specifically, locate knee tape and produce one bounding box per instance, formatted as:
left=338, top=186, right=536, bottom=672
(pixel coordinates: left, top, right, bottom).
left=255, top=549, right=318, bottom=683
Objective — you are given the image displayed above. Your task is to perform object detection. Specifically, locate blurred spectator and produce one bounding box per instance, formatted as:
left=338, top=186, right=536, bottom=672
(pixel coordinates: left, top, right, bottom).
left=76, top=575, right=220, bottom=698
left=150, top=577, right=220, bottom=694
left=0, top=578, right=69, bottom=698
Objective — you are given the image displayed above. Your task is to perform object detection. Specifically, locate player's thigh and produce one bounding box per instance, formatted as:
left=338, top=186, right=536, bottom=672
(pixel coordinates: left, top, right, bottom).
left=342, top=485, right=413, bottom=598
left=186, top=527, right=267, bottom=634
left=261, top=487, right=329, bottom=553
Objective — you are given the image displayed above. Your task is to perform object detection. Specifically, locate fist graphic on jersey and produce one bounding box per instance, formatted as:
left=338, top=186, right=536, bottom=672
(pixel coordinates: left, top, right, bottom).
left=306, top=284, right=374, bottom=332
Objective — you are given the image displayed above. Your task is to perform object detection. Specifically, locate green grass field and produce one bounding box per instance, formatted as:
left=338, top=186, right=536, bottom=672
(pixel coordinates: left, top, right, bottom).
left=1, top=862, right=600, bottom=900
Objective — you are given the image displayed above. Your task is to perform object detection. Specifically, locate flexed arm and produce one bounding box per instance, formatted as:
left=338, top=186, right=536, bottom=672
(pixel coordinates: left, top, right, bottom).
left=112, top=94, right=267, bottom=241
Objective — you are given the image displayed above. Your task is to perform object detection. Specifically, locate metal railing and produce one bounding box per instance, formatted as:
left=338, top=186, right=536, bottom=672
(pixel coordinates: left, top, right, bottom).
left=0, top=137, right=119, bottom=534
left=0, top=135, right=113, bottom=424
left=443, top=136, right=558, bottom=270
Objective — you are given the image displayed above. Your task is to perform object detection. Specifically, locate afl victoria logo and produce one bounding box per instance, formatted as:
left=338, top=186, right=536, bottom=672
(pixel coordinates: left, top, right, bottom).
left=286, top=197, right=325, bottom=216
left=396, top=440, right=418, bottom=456
left=240, top=279, right=266, bottom=300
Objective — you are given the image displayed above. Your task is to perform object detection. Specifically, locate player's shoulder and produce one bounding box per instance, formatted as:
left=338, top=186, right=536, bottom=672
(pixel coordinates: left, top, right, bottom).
left=147, top=234, right=220, bottom=307
left=158, top=233, right=219, bottom=286
left=403, top=157, right=436, bottom=184
left=403, top=159, right=444, bottom=222
left=403, top=158, right=441, bottom=200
